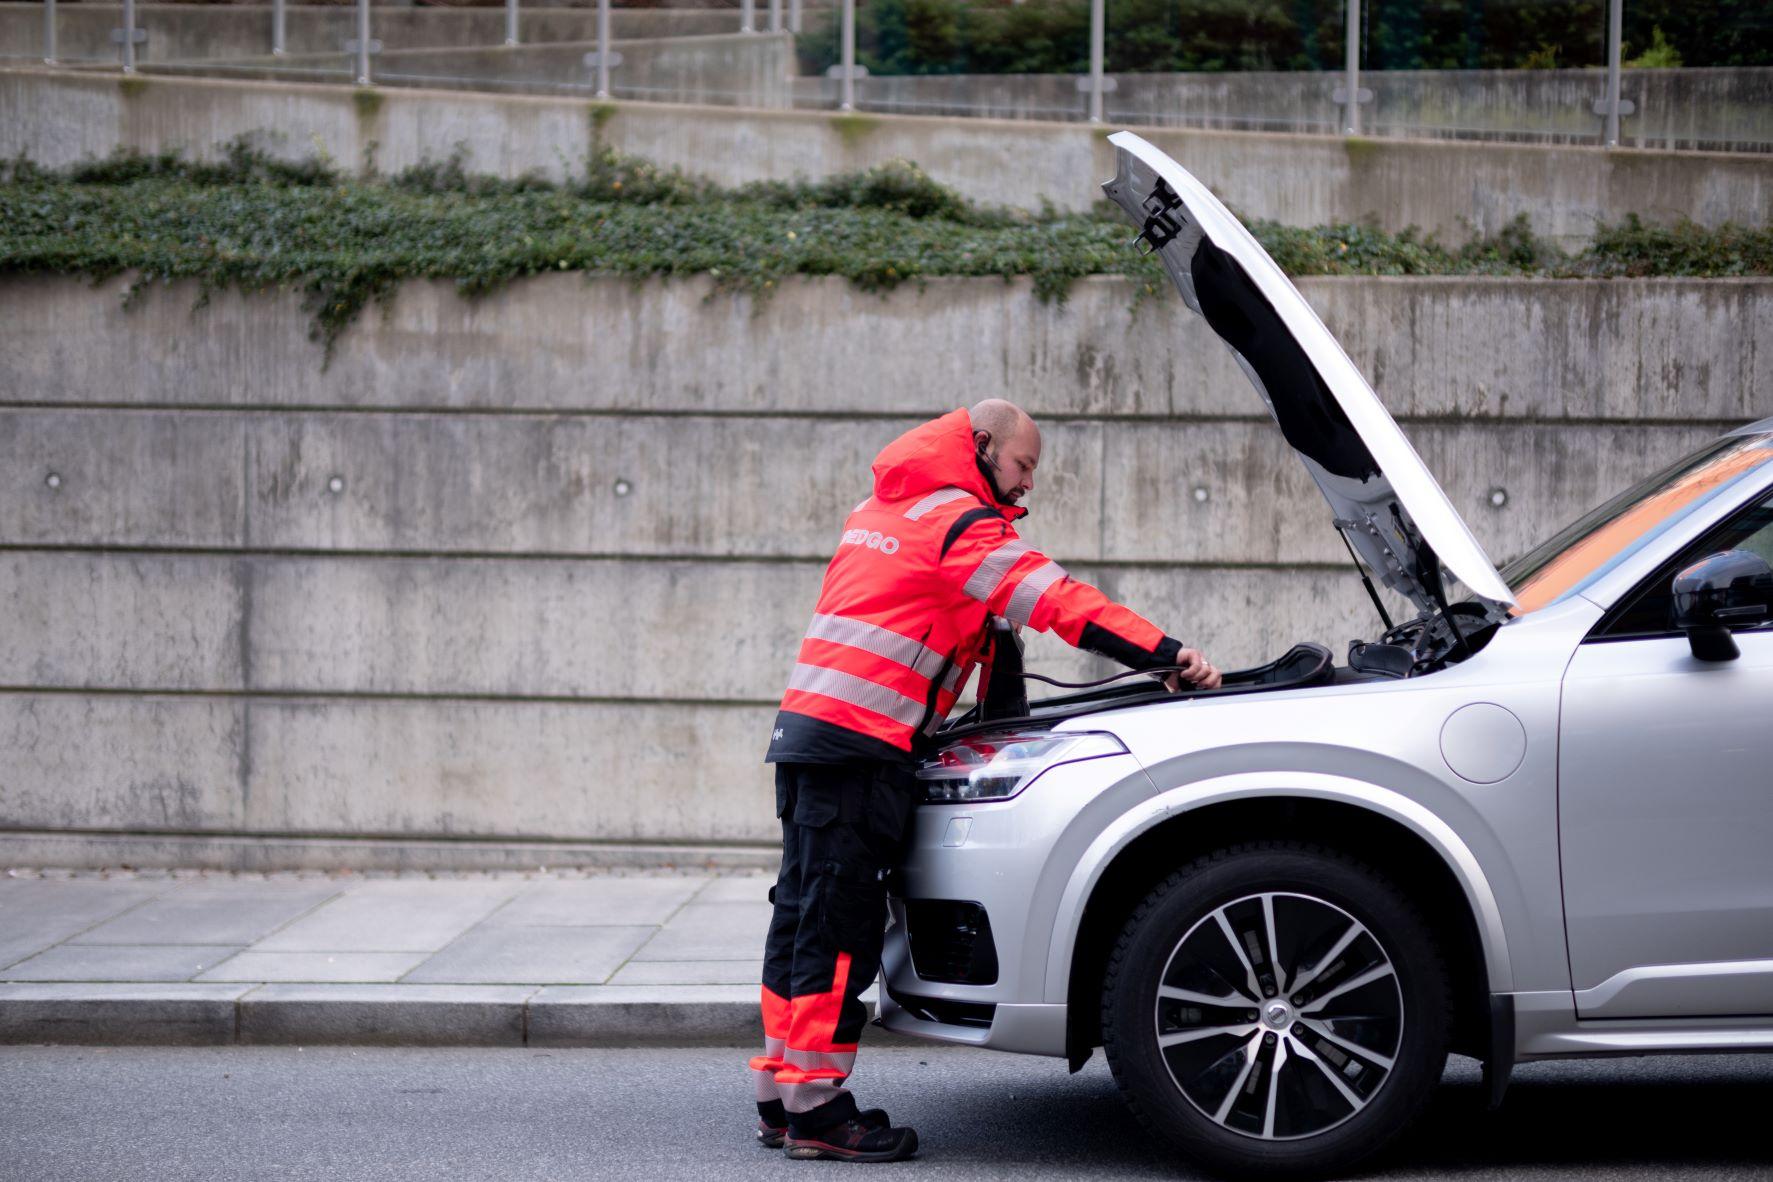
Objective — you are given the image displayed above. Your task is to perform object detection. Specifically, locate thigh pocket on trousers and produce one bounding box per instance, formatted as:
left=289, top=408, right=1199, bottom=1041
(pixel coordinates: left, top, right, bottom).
left=816, top=873, right=889, bottom=949
left=864, top=765, right=918, bottom=846
left=791, top=780, right=843, bottom=829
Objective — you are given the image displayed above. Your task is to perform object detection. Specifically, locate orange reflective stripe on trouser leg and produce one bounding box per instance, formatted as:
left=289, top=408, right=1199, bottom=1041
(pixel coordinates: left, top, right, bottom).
left=779, top=953, right=859, bottom=1114
left=786, top=951, right=855, bottom=1055
left=776, top=1046, right=856, bottom=1088
left=750, top=985, right=793, bottom=1100
left=760, top=985, right=791, bottom=1042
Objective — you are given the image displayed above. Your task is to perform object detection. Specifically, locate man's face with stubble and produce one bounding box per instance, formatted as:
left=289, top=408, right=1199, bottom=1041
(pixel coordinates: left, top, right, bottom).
left=979, top=418, right=1041, bottom=506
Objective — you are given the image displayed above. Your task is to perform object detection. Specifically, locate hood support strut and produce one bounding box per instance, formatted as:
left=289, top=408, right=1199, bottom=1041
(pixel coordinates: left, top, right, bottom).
left=1336, top=524, right=1394, bottom=632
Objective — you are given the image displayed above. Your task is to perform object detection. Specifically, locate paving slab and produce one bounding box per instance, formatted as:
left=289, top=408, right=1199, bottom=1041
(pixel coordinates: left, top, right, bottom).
left=628, top=902, right=771, bottom=961
left=402, top=924, right=655, bottom=985
left=251, top=880, right=522, bottom=953
left=238, top=983, right=535, bottom=1046
left=0, top=879, right=167, bottom=969
left=3, top=943, right=244, bottom=982
left=69, top=881, right=342, bottom=946
left=693, top=874, right=775, bottom=904
left=0, top=982, right=249, bottom=1045
left=196, top=951, right=430, bottom=984
left=608, top=959, right=763, bottom=986
left=479, top=876, right=706, bottom=927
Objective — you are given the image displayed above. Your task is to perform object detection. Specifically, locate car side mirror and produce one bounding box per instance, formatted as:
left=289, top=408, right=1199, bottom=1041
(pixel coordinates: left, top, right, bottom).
left=1671, top=549, right=1773, bottom=662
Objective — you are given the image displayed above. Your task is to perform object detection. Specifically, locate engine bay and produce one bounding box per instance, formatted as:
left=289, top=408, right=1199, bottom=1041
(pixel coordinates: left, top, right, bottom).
left=942, top=600, right=1503, bottom=737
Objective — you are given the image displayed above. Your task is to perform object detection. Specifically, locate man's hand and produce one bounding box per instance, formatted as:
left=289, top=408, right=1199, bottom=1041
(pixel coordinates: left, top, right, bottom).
left=1163, top=648, right=1222, bottom=693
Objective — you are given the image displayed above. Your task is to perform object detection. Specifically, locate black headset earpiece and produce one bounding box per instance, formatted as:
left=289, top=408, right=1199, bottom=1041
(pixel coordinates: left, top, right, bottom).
left=975, top=433, right=1001, bottom=472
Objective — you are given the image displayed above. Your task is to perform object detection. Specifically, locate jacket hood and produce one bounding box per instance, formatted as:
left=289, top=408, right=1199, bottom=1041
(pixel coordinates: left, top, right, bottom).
left=871, top=409, right=1028, bottom=518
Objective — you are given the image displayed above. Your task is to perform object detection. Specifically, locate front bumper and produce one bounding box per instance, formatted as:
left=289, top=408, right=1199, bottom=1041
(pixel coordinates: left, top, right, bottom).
left=876, top=752, right=1153, bottom=1057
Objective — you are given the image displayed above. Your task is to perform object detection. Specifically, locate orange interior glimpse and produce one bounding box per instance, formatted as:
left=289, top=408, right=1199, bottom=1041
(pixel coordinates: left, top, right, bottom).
left=1512, top=442, right=1773, bottom=615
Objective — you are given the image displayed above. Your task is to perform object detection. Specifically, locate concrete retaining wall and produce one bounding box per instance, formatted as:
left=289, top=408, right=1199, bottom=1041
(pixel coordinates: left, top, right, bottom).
left=0, top=271, right=1766, bottom=856
left=4, top=69, right=1770, bottom=242
left=791, top=66, right=1773, bottom=154
left=0, top=3, right=739, bottom=65
left=163, top=33, right=797, bottom=105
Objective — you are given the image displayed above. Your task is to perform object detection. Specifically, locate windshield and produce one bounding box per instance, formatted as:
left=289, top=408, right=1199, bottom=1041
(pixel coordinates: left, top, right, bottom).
left=1501, top=433, right=1773, bottom=615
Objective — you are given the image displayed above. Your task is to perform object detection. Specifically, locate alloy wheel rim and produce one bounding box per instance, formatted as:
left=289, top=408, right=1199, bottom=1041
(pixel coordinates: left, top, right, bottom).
left=1152, top=891, right=1403, bottom=1141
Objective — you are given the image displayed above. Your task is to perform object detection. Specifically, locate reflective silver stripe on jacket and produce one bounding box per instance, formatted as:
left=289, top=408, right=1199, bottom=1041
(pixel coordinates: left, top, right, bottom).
left=941, top=665, right=964, bottom=694
left=904, top=487, right=973, bottom=521
left=1004, top=560, right=1067, bottom=626
left=804, top=613, right=947, bottom=680
left=786, top=663, right=928, bottom=728
left=963, top=539, right=1034, bottom=602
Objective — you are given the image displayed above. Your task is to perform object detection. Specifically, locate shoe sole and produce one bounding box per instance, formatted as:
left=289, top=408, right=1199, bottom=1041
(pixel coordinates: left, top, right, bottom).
left=757, top=1131, right=786, bottom=1150
left=782, top=1135, right=918, bottom=1163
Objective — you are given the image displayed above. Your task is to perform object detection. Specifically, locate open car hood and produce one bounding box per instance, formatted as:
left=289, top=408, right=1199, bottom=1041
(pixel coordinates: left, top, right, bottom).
left=1101, top=132, right=1515, bottom=614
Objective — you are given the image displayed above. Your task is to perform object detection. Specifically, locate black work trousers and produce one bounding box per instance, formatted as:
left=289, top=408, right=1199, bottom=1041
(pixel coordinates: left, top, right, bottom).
left=751, top=761, right=917, bottom=1132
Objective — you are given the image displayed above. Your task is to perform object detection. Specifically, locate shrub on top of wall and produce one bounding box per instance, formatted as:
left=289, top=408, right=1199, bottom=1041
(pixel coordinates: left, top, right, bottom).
left=2, top=141, right=1767, bottom=363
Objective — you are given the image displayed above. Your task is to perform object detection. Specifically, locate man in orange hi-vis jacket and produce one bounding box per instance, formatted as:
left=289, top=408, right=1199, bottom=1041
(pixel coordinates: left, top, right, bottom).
left=750, top=400, right=1222, bottom=1162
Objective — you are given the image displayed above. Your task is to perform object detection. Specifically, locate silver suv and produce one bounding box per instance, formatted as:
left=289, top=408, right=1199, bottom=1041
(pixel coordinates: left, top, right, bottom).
left=877, top=134, right=1773, bottom=1177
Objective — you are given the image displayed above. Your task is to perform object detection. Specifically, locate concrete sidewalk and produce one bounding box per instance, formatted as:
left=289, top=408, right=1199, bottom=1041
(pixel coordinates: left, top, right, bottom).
left=0, top=866, right=851, bottom=1048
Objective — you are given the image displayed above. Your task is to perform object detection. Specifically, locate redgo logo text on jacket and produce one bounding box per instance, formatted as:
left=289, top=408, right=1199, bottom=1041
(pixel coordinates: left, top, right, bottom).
left=841, top=528, right=901, bottom=555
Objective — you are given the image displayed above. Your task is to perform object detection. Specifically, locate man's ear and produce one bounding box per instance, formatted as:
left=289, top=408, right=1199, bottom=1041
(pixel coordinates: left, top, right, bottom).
left=973, top=429, right=992, bottom=453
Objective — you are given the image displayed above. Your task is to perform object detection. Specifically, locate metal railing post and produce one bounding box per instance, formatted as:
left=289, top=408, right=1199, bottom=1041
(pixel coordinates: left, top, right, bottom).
left=1602, top=0, right=1623, bottom=147
left=595, top=0, right=611, bottom=97
left=1087, top=0, right=1104, bottom=123
left=1343, top=0, right=1361, bottom=135
left=740, top=0, right=755, bottom=34
left=272, top=0, right=285, bottom=55
left=504, top=0, right=518, bottom=47
left=789, top=0, right=801, bottom=34
left=354, top=0, right=371, bottom=85
left=43, top=0, right=56, bottom=64
left=768, top=0, right=781, bottom=35
left=120, top=0, right=136, bottom=72
left=839, top=0, right=855, bottom=111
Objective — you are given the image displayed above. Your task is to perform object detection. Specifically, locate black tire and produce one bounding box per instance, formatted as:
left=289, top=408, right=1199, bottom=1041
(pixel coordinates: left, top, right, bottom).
left=1101, top=843, right=1450, bottom=1179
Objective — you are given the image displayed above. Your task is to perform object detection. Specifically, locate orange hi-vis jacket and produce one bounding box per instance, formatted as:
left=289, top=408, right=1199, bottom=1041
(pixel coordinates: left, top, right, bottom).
left=766, top=409, right=1185, bottom=765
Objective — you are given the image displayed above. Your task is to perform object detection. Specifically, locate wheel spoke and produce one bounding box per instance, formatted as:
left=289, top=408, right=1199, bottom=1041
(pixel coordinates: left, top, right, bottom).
left=1261, top=1035, right=1288, bottom=1139
left=1213, top=908, right=1263, bottom=1000
left=1300, top=963, right=1395, bottom=1013
left=1158, top=1022, right=1257, bottom=1049
left=1301, top=1017, right=1395, bottom=1069
left=1289, top=1035, right=1369, bottom=1114
left=1262, top=893, right=1286, bottom=993
left=1158, top=983, right=1253, bottom=1007
left=1287, top=918, right=1362, bottom=996
left=1211, top=1037, right=1261, bottom=1125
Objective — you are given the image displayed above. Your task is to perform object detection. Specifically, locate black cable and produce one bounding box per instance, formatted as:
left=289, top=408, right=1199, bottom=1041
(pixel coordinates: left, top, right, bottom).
left=1018, top=665, right=1200, bottom=690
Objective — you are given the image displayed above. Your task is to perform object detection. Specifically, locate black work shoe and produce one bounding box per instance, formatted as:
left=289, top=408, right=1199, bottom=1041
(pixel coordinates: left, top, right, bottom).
left=760, top=1108, right=887, bottom=1149
left=784, top=1118, right=919, bottom=1162
left=757, top=1099, right=789, bottom=1149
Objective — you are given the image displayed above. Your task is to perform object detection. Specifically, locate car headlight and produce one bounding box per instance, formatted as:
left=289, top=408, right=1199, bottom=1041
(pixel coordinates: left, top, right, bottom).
left=915, top=730, right=1127, bottom=804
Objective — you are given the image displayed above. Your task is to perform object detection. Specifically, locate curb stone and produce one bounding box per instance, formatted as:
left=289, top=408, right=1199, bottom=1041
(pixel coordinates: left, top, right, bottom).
left=0, top=984, right=906, bottom=1048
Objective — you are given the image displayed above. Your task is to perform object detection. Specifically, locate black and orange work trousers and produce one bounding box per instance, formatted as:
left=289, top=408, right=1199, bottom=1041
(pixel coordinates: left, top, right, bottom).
left=751, top=761, right=917, bottom=1133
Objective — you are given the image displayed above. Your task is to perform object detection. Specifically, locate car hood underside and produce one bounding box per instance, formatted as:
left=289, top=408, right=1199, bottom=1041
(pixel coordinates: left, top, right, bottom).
left=1099, top=133, right=1515, bottom=618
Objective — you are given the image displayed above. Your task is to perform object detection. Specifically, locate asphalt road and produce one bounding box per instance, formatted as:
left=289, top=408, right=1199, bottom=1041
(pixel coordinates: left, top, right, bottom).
left=2, top=1044, right=1770, bottom=1181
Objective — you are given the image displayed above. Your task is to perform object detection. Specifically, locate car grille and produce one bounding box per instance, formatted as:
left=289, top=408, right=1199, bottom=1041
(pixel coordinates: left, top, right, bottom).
left=904, top=899, right=999, bottom=986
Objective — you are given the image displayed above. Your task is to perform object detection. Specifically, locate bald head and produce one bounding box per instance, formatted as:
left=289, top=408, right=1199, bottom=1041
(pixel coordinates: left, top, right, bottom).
left=968, top=398, right=1041, bottom=505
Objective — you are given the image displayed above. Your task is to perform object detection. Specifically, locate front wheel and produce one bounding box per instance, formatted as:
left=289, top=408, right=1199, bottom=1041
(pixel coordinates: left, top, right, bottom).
left=1101, top=844, right=1450, bottom=1178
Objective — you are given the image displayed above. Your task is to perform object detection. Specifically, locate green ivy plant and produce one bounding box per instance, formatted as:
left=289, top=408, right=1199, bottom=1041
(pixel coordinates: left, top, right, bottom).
left=1, top=141, right=1766, bottom=364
